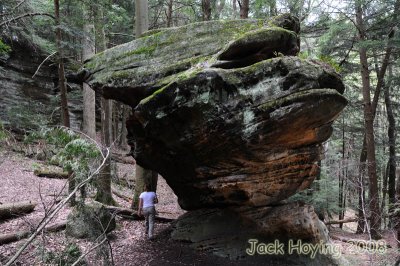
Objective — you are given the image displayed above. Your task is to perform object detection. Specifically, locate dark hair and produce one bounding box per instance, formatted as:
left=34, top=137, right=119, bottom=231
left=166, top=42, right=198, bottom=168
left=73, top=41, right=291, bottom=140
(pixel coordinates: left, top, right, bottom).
left=144, top=184, right=151, bottom=191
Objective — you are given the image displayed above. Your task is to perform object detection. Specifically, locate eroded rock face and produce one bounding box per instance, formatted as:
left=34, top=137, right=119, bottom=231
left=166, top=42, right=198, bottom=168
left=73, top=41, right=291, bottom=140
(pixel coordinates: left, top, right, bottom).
left=83, top=14, right=346, bottom=260
left=0, top=31, right=82, bottom=131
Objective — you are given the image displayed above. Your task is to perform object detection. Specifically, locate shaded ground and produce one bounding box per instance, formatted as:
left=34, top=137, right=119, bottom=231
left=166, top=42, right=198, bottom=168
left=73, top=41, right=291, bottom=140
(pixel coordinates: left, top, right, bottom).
left=0, top=148, right=399, bottom=266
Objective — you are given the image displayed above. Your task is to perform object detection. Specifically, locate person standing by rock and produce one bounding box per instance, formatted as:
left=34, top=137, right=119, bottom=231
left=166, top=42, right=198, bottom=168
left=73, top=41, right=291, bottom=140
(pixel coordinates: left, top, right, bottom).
left=138, top=184, right=158, bottom=239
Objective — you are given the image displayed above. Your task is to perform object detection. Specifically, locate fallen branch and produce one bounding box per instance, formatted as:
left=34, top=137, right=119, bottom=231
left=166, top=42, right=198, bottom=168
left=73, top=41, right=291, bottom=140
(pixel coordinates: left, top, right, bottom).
left=0, top=201, right=36, bottom=220
left=0, top=12, right=55, bottom=27
left=34, top=168, right=69, bottom=179
left=32, top=51, right=57, bottom=78
left=325, top=218, right=359, bottom=225
left=0, top=221, right=66, bottom=245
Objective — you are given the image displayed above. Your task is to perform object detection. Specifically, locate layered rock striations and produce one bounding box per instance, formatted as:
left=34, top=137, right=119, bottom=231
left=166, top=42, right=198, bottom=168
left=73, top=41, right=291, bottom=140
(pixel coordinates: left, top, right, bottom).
left=83, top=14, right=347, bottom=259
left=0, top=30, right=82, bottom=131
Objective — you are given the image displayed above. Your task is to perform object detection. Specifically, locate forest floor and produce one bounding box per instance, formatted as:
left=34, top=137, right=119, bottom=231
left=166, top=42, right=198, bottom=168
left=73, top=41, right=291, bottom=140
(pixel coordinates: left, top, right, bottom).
left=0, top=147, right=399, bottom=266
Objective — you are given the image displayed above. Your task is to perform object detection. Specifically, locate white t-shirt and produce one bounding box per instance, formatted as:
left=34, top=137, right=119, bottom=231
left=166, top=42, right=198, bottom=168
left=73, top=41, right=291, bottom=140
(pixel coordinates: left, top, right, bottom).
left=139, top=191, right=157, bottom=208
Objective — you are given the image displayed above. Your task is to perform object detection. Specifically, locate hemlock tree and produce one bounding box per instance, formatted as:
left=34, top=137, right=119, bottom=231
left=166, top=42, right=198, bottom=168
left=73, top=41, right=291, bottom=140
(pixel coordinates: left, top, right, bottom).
left=94, top=2, right=115, bottom=205
left=82, top=6, right=96, bottom=140
left=131, top=0, right=158, bottom=209
left=54, top=0, right=70, bottom=128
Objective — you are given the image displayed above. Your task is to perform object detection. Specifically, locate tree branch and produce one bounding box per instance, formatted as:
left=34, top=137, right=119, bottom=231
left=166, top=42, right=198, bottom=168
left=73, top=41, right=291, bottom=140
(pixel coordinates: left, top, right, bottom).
left=0, top=12, right=55, bottom=27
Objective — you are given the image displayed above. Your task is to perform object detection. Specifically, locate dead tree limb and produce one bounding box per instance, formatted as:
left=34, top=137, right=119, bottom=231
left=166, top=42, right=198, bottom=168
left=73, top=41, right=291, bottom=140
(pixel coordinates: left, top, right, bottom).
left=0, top=221, right=66, bottom=245
left=0, top=201, right=36, bottom=220
left=0, top=12, right=55, bottom=27
left=100, top=203, right=175, bottom=223
left=34, top=168, right=69, bottom=179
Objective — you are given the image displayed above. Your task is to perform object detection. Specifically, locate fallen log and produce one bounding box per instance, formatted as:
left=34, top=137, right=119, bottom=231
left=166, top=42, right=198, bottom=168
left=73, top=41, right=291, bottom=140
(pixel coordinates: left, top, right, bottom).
left=0, top=221, right=66, bottom=245
left=330, top=234, right=391, bottom=249
left=101, top=204, right=175, bottom=223
left=34, top=168, right=69, bottom=179
left=0, top=201, right=37, bottom=220
left=325, top=218, right=358, bottom=225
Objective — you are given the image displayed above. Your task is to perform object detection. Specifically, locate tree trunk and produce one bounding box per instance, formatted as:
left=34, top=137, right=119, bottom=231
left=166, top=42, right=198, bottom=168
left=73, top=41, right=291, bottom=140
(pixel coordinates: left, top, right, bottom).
left=54, top=0, right=70, bottom=128
left=355, top=3, right=380, bottom=239
left=384, top=66, right=396, bottom=224
left=94, top=5, right=114, bottom=205
left=131, top=0, right=158, bottom=209
left=356, top=0, right=399, bottom=234
left=166, top=0, right=173, bottom=27
left=82, top=9, right=96, bottom=139
left=338, top=116, right=345, bottom=228
left=269, top=0, right=277, bottom=16
left=201, top=0, right=211, bottom=21
left=238, top=0, right=249, bottom=19
left=232, top=0, right=237, bottom=18
left=118, top=105, right=129, bottom=149
left=131, top=165, right=158, bottom=209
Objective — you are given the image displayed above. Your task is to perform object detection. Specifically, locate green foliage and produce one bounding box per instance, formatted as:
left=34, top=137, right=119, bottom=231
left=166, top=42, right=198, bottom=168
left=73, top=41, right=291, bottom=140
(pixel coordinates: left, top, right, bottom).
left=0, top=120, right=10, bottom=143
left=317, top=54, right=341, bottom=73
left=41, top=242, right=85, bottom=266
left=288, top=166, right=341, bottom=215
left=7, top=101, right=55, bottom=132
left=26, top=127, right=101, bottom=199
left=0, top=40, right=11, bottom=55
left=54, top=138, right=101, bottom=181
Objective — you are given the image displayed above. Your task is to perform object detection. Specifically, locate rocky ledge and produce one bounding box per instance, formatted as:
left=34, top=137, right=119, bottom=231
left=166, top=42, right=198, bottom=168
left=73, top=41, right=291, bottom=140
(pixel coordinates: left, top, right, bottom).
left=83, top=14, right=347, bottom=261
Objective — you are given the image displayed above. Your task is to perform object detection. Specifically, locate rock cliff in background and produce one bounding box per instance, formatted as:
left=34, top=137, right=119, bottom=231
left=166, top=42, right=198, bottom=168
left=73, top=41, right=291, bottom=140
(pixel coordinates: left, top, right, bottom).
left=0, top=29, right=82, bottom=132
left=83, top=14, right=347, bottom=260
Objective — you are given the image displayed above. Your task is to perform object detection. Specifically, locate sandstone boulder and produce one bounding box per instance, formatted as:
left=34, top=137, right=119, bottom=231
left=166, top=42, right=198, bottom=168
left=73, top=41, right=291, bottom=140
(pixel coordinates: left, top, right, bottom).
left=82, top=14, right=347, bottom=261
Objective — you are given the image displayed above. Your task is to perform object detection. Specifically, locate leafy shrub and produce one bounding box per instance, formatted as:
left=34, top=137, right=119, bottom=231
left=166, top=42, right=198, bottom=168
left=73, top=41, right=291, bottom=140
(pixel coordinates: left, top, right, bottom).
left=26, top=127, right=102, bottom=200
left=0, top=39, right=11, bottom=55
left=42, top=242, right=85, bottom=266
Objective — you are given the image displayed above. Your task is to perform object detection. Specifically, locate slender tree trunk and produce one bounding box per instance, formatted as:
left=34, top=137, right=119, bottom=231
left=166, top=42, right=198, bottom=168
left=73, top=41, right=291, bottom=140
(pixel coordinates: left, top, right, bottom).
left=131, top=0, right=158, bottom=209
left=82, top=9, right=96, bottom=139
left=384, top=66, right=396, bottom=224
left=201, top=0, right=211, bottom=21
left=214, top=0, right=225, bottom=19
left=131, top=165, right=158, bottom=208
left=355, top=3, right=380, bottom=239
left=232, top=0, right=237, bottom=19
left=166, top=0, right=173, bottom=27
left=119, top=105, right=129, bottom=149
left=94, top=5, right=114, bottom=205
left=238, top=0, right=249, bottom=19
left=339, top=117, right=345, bottom=228
left=54, top=0, right=70, bottom=128
left=356, top=0, right=399, bottom=233
left=269, top=0, right=277, bottom=16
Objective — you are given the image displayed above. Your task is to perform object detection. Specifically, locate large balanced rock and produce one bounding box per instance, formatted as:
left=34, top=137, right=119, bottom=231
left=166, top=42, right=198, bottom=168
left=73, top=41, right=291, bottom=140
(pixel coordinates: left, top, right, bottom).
left=83, top=14, right=346, bottom=260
